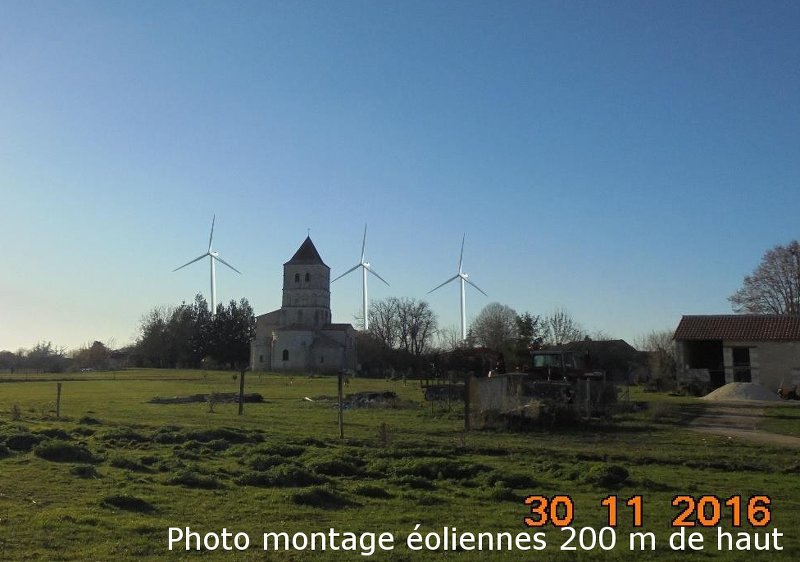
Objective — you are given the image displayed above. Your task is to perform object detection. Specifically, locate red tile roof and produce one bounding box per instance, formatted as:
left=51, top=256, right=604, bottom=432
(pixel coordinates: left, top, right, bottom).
left=673, top=315, right=800, bottom=341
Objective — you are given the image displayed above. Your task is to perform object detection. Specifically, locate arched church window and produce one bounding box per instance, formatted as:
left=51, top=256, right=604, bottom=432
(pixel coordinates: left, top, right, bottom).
left=282, top=349, right=289, bottom=361
left=305, top=272, right=310, bottom=282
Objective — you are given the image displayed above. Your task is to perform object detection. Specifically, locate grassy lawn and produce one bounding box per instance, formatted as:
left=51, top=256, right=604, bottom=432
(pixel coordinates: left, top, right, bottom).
left=0, top=370, right=797, bottom=560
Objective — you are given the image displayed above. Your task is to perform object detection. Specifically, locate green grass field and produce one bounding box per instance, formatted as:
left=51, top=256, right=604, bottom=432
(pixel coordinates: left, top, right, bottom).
left=0, top=370, right=797, bottom=561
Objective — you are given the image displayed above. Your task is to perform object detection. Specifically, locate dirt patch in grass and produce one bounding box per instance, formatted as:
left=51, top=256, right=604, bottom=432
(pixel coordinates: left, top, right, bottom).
left=689, top=403, right=800, bottom=448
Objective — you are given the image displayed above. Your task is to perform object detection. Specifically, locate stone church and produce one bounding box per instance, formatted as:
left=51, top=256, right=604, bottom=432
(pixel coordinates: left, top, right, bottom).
left=250, top=237, right=357, bottom=373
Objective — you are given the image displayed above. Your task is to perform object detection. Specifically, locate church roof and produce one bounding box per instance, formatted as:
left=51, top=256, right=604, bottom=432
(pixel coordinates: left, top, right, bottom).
left=285, top=237, right=328, bottom=267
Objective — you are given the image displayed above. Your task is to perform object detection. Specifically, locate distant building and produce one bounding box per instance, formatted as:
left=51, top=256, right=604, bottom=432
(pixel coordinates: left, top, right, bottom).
left=673, top=315, right=800, bottom=390
left=551, top=339, right=647, bottom=383
left=250, top=237, right=357, bottom=373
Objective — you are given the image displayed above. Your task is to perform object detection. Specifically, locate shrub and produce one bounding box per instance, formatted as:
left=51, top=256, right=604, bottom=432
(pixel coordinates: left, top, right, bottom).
left=485, top=484, right=518, bottom=502
left=0, top=444, right=11, bottom=459
left=184, top=427, right=260, bottom=444
left=78, top=416, right=102, bottom=425
left=353, top=484, right=392, bottom=499
left=5, top=433, right=43, bottom=451
left=583, top=464, right=630, bottom=488
left=168, top=470, right=222, bottom=489
left=101, top=428, right=148, bottom=444
left=393, top=458, right=488, bottom=481
left=109, top=455, right=151, bottom=472
left=477, top=470, right=536, bottom=489
left=403, top=491, right=443, bottom=506
left=152, top=432, right=185, bottom=444
left=10, top=404, right=22, bottom=421
left=70, top=465, right=99, bottom=478
left=307, top=458, right=363, bottom=477
left=237, top=465, right=324, bottom=487
left=248, top=454, right=287, bottom=471
left=140, top=455, right=160, bottom=466
left=36, top=428, right=72, bottom=440
left=389, top=475, right=436, bottom=491
left=252, top=442, right=305, bottom=457
left=101, top=495, right=154, bottom=513
left=291, top=486, right=356, bottom=509
left=34, top=440, right=97, bottom=463
left=377, top=422, right=392, bottom=447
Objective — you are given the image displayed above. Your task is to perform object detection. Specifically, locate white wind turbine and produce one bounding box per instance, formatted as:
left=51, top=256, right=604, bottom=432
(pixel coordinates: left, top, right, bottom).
left=332, top=224, right=389, bottom=331
left=173, top=215, right=241, bottom=315
left=428, top=234, right=487, bottom=341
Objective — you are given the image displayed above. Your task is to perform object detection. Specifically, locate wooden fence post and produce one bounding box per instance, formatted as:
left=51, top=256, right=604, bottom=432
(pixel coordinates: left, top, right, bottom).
left=238, top=370, right=246, bottom=416
left=463, top=374, right=470, bottom=431
left=56, top=383, right=62, bottom=418
left=337, top=372, right=344, bottom=439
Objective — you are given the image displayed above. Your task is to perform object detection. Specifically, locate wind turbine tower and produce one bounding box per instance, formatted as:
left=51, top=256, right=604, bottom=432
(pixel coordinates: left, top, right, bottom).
left=332, top=224, right=389, bottom=330
left=428, top=234, right=487, bottom=341
left=173, top=215, right=241, bottom=315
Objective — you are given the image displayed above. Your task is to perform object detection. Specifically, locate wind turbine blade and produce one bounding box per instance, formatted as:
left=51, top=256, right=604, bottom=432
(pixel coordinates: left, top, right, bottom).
left=360, top=224, right=367, bottom=263
left=427, top=274, right=460, bottom=294
left=464, top=277, right=488, bottom=297
left=214, top=255, right=242, bottom=274
left=332, top=263, right=362, bottom=283
left=173, top=253, right=208, bottom=272
left=208, top=215, right=216, bottom=252
left=367, top=267, right=390, bottom=286
left=459, top=233, right=465, bottom=273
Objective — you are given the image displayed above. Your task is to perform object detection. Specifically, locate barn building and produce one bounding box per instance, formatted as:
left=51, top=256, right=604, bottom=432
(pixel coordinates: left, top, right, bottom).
left=673, top=315, right=800, bottom=391
left=250, top=237, right=357, bottom=373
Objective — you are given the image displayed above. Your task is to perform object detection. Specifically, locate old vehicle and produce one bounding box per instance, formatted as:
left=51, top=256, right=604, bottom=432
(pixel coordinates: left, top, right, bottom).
left=528, top=350, right=602, bottom=382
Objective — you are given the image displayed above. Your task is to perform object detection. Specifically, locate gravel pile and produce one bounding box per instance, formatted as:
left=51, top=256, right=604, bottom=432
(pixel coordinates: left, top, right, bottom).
left=701, top=382, right=780, bottom=402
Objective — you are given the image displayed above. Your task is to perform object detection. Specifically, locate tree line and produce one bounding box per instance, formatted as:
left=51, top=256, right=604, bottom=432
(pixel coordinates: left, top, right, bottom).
left=0, top=295, right=255, bottom=373
left=135, top=294, right=255, bottom=369
left=356, top=295, right=597, bottom=376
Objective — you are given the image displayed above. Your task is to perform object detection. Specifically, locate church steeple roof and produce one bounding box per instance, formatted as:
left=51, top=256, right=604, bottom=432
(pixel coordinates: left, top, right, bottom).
left=285, top=236, right=327, bottom=266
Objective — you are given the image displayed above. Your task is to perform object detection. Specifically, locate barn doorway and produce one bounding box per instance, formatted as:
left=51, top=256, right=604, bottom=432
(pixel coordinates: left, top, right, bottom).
left=732, top=347, right=751, bottom=382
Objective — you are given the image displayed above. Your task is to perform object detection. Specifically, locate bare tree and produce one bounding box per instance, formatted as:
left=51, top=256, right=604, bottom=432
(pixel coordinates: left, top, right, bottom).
left=543, top=308, right=584, bottom=345
left=396, top=297, right=438, bottom=356
left=729, top=240, right=800, bottom=314
left=368, top=297, right=438, bottom=355
left=634, top=329, right=677, bottom=383
left=470, top=302, right=519, bottom=351
left=367, top=298, right=400, bottom=348
left=436, top=325, right=464, bottom=352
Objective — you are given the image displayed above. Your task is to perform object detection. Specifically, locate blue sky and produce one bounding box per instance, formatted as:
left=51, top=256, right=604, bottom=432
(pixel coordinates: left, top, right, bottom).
left=1, top=0, right=799, bottom=352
